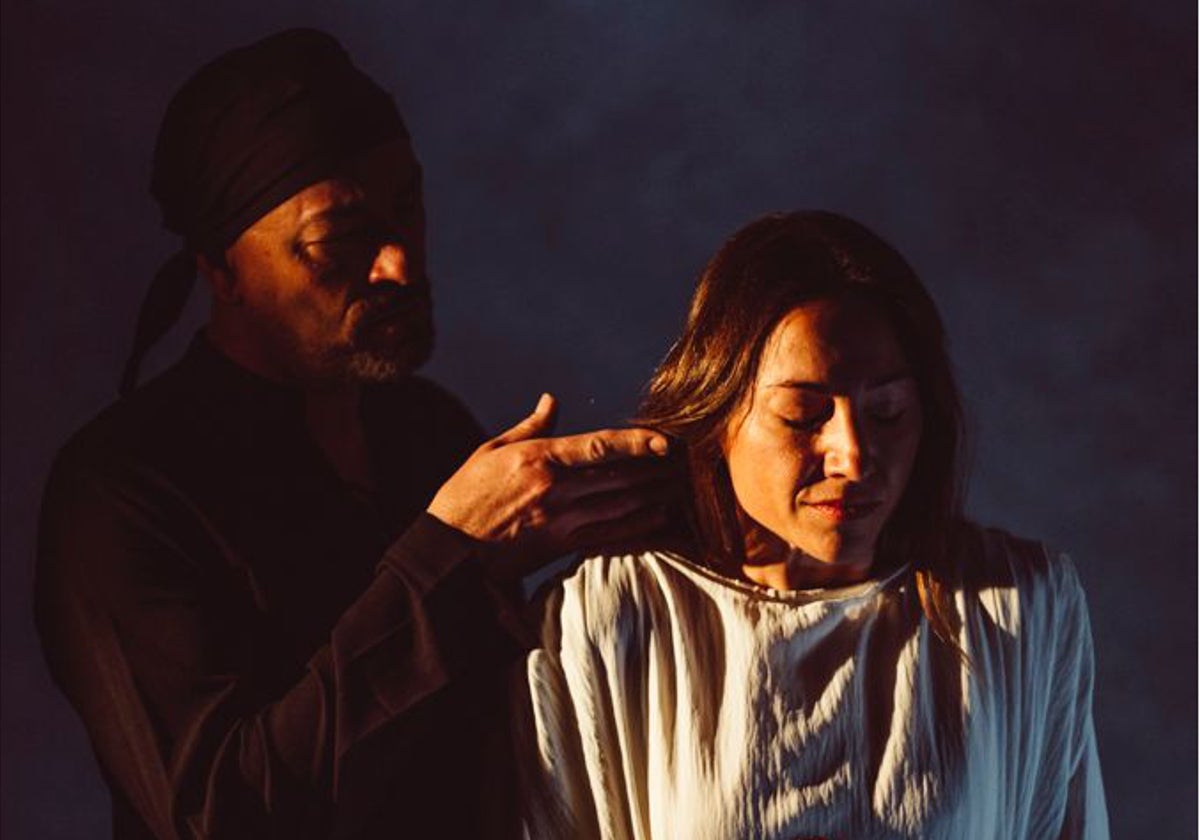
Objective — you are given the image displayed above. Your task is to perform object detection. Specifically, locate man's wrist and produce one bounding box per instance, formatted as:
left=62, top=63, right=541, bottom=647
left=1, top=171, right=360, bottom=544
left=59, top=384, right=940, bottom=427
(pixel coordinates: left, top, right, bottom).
left=378, top=512, right=482, bottom=595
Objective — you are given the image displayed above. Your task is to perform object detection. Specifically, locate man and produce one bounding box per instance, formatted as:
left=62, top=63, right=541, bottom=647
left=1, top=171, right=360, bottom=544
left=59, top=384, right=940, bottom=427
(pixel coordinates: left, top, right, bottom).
left=35, top=29, right=671, bottom=839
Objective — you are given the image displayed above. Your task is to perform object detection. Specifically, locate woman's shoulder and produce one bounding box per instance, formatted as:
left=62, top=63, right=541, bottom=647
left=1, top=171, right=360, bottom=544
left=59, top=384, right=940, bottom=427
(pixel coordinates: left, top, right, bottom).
left=560, top=549, right=683, bottom=610
left=531, top=549, right=700, bottom=651
left=954, top=521, right=1091, bottom=636
left=958, top=521, right=1080, bottom=585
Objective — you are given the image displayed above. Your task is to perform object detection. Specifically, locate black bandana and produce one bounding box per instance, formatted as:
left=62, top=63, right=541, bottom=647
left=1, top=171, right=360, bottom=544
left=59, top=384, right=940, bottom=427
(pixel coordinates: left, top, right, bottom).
left=121, top=28, right=408, bottom=395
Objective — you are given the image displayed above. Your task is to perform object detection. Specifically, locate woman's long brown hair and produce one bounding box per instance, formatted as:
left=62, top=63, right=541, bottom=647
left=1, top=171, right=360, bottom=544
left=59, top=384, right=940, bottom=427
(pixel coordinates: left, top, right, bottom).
left=636, top=211, right=968, bottom=648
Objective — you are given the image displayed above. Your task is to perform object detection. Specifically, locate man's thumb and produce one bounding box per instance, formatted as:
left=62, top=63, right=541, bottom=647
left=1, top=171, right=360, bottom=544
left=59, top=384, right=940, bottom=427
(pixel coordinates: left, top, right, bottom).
left=491, top=393, right=558, bottom=445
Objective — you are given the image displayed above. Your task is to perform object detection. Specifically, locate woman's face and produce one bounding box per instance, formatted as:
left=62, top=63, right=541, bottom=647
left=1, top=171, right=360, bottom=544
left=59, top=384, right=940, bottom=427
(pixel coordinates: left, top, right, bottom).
left=723, top=296, right=923, bottom=578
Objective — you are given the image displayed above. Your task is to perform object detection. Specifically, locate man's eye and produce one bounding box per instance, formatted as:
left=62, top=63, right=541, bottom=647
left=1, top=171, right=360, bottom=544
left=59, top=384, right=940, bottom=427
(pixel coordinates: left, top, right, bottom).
left=297, top=232, right=375, bottom=265
left=307, top=229, right=373, bottom=247
left=297, top=242, right=339, bottom=265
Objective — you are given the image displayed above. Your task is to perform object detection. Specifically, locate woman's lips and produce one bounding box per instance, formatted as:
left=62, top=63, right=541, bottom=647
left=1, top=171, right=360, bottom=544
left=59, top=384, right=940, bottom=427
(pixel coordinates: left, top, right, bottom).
left=803, top=499, right=883, bottom=522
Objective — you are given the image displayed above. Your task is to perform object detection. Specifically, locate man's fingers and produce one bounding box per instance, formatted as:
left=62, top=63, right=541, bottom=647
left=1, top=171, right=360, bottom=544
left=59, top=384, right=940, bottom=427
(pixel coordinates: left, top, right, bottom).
left=563, top=501, right=675, bottom=558
left=544, top=427, right=670, bottom=467
left=550, top=458, right=682, bottom=503
left=490, top=393, right=558, bottom=447
left=548, top=481, right=677, bottom=542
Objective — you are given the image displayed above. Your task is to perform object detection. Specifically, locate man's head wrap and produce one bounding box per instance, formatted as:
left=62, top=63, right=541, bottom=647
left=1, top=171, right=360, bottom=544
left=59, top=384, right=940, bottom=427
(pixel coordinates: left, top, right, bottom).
left=121, top=28, right=409, bottom=395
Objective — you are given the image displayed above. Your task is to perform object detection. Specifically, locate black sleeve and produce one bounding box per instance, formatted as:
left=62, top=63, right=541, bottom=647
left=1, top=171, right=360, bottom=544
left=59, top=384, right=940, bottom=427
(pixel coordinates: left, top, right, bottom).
left=34, top=449, right=523, bottom=839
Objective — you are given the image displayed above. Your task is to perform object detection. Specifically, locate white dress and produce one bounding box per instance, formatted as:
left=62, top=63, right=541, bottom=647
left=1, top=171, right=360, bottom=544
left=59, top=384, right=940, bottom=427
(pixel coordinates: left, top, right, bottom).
left=517, top=526, right=1108, bottom=839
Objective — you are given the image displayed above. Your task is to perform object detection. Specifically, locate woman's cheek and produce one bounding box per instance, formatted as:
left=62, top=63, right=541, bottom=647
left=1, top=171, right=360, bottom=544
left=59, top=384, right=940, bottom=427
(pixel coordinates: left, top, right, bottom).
left=757, top=432, right=819, bottom=506
left=889, top=412, right=923, bottom=471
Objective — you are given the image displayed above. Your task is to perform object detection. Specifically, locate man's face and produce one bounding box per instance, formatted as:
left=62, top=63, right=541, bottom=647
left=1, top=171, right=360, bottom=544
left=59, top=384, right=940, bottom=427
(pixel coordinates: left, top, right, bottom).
left=221, top=138, right=433, bottom=386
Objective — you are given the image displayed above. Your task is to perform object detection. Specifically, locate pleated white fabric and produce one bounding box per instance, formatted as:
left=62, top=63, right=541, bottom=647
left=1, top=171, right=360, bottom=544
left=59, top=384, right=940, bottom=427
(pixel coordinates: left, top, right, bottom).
left=518, top=526, right=1108, bottom=839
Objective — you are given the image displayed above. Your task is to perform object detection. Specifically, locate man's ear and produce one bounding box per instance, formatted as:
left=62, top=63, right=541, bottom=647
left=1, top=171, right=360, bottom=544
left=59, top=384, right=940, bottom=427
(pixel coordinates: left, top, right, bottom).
left=197, top=252, right=241, bottom=305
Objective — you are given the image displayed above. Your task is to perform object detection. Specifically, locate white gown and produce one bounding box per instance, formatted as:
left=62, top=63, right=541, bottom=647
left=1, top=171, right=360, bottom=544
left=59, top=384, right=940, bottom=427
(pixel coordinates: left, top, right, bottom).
left=517, top=526, right=1109, bottom=839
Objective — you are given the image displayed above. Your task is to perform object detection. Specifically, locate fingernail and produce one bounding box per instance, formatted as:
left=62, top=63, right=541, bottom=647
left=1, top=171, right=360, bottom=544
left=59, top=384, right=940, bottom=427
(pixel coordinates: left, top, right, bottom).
left=537, top=393, right=552, bottom=411
left=649, top=435, right=669, bottom=455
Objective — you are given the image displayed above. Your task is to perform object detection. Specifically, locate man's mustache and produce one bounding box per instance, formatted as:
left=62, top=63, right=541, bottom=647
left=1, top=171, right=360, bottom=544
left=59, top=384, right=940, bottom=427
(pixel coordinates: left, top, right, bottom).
left=346, top=284, right=432, bottom=328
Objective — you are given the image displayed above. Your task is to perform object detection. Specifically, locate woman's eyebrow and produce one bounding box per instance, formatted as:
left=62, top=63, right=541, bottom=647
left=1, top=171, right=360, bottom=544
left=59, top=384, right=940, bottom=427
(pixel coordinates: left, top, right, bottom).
left=867, top=372, right=915, bottom=388
left=765, top=379, right=829, bottom=393
left=766, top=371, right=914, bottom=391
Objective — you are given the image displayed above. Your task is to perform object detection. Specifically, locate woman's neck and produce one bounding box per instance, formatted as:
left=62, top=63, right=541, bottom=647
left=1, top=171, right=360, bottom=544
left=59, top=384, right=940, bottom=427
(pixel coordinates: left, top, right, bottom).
left=738, top=517, right=873, bottom=590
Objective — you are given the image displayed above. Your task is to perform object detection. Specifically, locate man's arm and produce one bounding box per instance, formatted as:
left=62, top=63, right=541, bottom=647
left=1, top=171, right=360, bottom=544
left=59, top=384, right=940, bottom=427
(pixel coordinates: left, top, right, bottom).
left=36, top=394, right=673, bottom=838
left=36, top=457, right=507, bottom=837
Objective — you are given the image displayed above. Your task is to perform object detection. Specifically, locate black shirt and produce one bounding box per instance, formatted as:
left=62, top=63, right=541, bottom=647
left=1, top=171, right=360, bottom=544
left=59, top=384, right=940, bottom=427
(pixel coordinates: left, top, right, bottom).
left=35, top=334, right=525, bottom=839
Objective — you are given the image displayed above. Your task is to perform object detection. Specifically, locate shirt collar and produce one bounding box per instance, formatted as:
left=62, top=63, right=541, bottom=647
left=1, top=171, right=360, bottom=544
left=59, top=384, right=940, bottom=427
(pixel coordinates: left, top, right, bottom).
left=179, top=330, right=307, bottom=426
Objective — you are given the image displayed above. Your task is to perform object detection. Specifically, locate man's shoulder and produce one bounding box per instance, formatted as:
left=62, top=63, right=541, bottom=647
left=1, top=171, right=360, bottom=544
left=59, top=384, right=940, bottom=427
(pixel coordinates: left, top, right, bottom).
left=56, top=360, right=208, bottom=476
left=38, top=363, right=224, bottom=578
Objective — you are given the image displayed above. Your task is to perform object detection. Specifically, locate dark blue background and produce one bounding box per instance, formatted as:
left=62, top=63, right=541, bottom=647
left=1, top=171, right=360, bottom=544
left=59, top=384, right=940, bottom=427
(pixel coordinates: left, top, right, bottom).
left=2, top=2, right=1194, bottom=836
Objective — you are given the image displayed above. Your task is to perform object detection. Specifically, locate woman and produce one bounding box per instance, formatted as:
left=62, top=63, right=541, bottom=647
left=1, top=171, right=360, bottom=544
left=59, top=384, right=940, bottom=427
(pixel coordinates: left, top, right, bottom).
left=517, top=211, right=1108, bottom=839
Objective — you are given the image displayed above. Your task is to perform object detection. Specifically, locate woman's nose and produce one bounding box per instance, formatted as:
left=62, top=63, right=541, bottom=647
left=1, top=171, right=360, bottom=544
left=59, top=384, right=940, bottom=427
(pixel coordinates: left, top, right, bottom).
left=821, top=400, right=872, bottom=481
left=368, top=242, right=413, bottom=286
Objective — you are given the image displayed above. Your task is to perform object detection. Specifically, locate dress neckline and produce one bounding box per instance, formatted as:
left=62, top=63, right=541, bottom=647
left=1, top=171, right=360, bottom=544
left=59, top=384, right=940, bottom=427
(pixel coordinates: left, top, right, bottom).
left=649, top=548, right=911, bottom=606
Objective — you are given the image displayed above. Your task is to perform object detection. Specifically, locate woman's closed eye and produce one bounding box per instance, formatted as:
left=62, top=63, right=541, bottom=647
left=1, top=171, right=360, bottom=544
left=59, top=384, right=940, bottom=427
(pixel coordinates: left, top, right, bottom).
left=866, top=400, right=905, bottom=423
left=863, top=381, right=918, bottom=423
left=775, top=393, right=834, bottom=431
left=780, top=412, right=827, bottom=431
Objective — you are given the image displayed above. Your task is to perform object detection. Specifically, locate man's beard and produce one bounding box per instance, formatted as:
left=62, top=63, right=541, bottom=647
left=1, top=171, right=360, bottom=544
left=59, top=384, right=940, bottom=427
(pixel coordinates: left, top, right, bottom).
left=318, top=286, right=435, bottom=385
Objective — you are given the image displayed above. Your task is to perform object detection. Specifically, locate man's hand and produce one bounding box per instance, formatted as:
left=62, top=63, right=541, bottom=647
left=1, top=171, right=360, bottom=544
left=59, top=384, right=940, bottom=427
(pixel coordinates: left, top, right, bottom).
left=427, top=393, right=679, bottom=577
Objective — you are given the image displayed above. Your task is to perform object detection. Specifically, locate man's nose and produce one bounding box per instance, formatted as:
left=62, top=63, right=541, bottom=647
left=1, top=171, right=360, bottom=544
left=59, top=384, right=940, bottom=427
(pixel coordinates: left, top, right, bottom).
left=368, top=242, right=413, bottom=286
left=821, top=400, right=871, bottom=481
